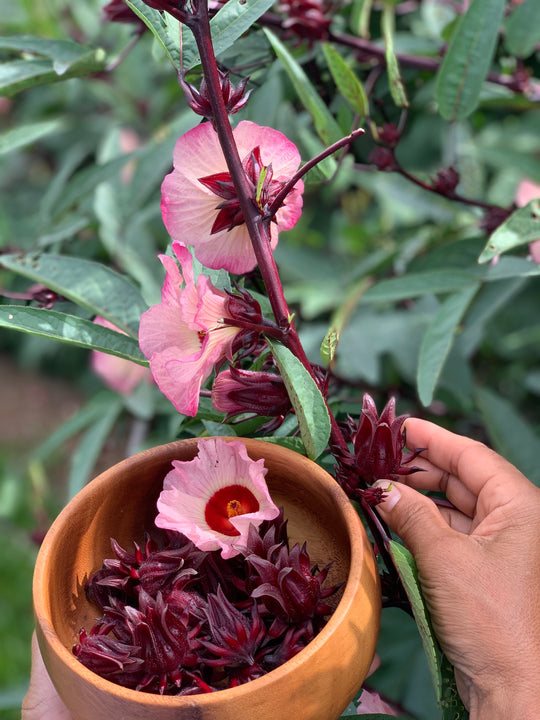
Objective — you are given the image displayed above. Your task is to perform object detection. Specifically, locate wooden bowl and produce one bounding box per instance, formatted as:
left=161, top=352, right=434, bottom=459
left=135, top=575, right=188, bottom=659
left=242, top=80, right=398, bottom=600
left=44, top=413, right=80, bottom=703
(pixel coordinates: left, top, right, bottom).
left=34, top=438, right=380, bottom=720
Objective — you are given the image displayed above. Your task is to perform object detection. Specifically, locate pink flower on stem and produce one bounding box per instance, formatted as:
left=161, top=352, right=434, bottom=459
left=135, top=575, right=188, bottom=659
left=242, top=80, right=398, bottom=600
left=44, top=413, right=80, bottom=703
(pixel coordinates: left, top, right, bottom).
left=155, top=438, right=280, bottom=559
left=138, top=241, right=242, bottom=416
left=161, top=120, right=304, bottom=274
left=91, top=316, right=152, bottom=395
left=515, top=179, right=540, bottom=263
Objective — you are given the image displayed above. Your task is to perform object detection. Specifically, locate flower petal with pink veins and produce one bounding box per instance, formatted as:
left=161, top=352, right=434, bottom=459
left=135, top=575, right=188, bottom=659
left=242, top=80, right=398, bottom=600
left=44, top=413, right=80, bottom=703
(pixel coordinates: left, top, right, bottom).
left=161, top=121, right=303, bottom=274
left=139, top=242, right=240, bottom=416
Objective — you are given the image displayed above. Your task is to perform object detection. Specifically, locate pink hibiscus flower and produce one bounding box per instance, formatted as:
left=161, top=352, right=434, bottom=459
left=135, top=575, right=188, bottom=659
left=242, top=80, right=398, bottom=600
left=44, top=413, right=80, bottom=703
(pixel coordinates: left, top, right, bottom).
left=138, top=241, right=242, bottom=416
left=155, top=437, right=280, bottom=559
left=161, top=120, right=304, bottom=274
left=91, top=316, right=152, bottom=395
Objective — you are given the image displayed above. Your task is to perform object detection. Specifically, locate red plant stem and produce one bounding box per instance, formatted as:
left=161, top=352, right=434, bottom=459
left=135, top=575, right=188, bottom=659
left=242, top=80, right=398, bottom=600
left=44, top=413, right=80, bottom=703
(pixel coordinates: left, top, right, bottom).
left=186, top=3, right=349, bottom=453
left=267, top=128, right=365, bottom=221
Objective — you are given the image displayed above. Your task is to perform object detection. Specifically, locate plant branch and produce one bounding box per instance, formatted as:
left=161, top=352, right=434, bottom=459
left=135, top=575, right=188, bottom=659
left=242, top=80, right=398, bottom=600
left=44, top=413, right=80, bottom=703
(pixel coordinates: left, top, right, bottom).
left=266, top=128, right=365, bottom=221
left=187, top=1, right=350, bottom=453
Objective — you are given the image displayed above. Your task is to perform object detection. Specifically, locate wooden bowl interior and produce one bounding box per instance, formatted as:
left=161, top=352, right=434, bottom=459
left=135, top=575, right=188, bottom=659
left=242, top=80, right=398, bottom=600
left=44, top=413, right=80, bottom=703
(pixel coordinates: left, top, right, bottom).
left=41, top=439, right=352, bottom=652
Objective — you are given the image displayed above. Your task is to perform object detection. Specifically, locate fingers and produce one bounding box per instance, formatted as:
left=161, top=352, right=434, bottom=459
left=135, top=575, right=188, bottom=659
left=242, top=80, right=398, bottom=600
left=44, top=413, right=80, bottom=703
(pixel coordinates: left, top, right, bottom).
left=403, top=418, right=530, bottom=498
left=373, top=480, right=453, bottom=556
left=22, top=634, right=72, bottom=720
left=403, top=455, right=478, bottom=518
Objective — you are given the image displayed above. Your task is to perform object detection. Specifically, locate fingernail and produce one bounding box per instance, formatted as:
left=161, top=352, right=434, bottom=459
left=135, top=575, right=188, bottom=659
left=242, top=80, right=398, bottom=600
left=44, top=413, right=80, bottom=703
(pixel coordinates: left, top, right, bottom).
left=372, top=479, right=401, bottom=511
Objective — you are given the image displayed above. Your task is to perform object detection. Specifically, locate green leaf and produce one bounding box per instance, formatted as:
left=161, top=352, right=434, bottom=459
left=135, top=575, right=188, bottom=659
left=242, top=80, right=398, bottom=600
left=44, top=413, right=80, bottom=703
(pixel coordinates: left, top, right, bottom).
left=259, top=436, right=307, bottom=454
left=264, top=28, right=343, bottom=146
left=362, top=269, right=480, bottom=304
left=476, top=386, right=540, bottom=486
left=349, top=0, right=373, bottom=39
left=184, top=0, right=276, bottom=68
left=0, top=119, right=64, bottom=155
left=0, top=306, right=147, bottom=364
left=417, top=285, right=479, bottom=406
left=322, top=43, right=369, bottom=118
left=266, top=339, right=331, bottom=460
left=388, top=541, right=442, bottom=704
left=320, top=326, right=340, bottom=367
left=68, top=396, right=123, bottom=498
left=0, top=252, right=148, bottom=336
left=381, top=4, right=409, bottom=108
left=0, top=35, right=106, bottom=96
left=435, top=0, right=506, bottom=121
left=32, top=393, right=118, bottom=462
left=125, top=0, right=181, bottom=68
left=478, top=200, right=540, bottom=263
left=50, top=151, right=142, bottom=218
left=504, top=0, right=540, bottom=58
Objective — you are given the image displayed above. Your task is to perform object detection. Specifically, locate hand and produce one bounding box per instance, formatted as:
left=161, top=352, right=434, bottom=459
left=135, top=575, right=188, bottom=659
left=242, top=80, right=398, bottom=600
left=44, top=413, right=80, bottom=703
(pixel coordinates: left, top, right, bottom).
left=22, top=633, right=72, bottom=720
left=374, top=418, right=540, bottom=720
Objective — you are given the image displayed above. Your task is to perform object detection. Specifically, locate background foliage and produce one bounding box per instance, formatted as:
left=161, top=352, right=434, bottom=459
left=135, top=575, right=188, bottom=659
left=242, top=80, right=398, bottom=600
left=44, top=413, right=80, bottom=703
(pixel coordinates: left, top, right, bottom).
left=1, top=0, right=539, bottom=717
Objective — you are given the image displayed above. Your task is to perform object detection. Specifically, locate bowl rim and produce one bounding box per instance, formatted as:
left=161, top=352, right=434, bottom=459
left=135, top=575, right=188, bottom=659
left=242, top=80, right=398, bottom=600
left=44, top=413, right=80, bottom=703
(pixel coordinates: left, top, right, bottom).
left=34, top=437, right=372, bottom=706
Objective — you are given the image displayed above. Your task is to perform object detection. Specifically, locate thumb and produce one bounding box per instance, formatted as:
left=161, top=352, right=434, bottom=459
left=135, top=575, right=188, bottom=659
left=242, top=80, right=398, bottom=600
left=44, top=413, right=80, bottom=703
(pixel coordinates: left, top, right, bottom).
left=372, top=479, right=450, bottom=557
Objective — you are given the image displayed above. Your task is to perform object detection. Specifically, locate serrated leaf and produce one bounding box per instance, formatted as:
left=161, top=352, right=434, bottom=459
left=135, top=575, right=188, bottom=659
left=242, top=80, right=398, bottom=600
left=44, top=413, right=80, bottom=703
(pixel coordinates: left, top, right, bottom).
left=362, top=269, right=480, bottom=303
left=435, top=0, right=506, bottom=121
left=0, top=119, right=64, bottom=155
left=266, top=339, right=331, bottom=460
left=417, top=285, right=479, bottom=407
left=264, top=28, right=343, bottom=146
left=504, top=0, right=540, bottom=58
left=0, top=36, right=106, bottom=96
left=476, top=386, right=540, bottom=486
left=322, top=43, right=369, bottom=118
left=0, top=252, right=148, bottom=336
left=0, top=306, right=147, bottom=364
left=381, top=4, right=408, bottom=108
left=388, top=540, right=442, bottom=704
left=478, top=200, right=540, bottom=263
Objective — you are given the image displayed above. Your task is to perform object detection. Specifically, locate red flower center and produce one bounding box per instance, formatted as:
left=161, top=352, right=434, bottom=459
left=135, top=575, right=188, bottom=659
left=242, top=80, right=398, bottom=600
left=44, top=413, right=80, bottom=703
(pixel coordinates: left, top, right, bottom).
left=205, top=484, right=260, bottom=536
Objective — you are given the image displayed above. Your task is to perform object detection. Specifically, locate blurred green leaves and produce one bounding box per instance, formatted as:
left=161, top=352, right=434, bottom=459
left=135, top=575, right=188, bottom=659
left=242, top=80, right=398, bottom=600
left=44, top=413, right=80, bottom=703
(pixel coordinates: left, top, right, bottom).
left=0, top=36, right=107, bottom=96
left=435, top=0, right=505, bottom=120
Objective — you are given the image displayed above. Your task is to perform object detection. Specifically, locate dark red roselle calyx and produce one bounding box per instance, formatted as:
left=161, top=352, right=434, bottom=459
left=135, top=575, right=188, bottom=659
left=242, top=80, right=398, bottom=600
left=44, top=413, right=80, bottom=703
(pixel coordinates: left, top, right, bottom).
left=140, top=0, right=191, bottom=22
left=76, top=514, right=336, bottom=694
left=102, top=0, right=146, bottom=27
left=74, top=628, right=144, bottom=688
left=199, top=587, right=267, bottom=677
left=211, top=366, right=292, bottom=424
left=432, top=167, right=460, bottom=195
left=247, top=542, right=339, bottom=626
left=335, top=393, right=423, bottom=495
left=124, top=589, right=202, bottom=694
left=369, top=146, right=397, bottom=172
left=277, top=0, right=334, bottom=42
left=180, top=68, right=251, bottom=119
left=376, top=122, right=401, bottom=149
left=86, top=533, right=204, bottom=607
